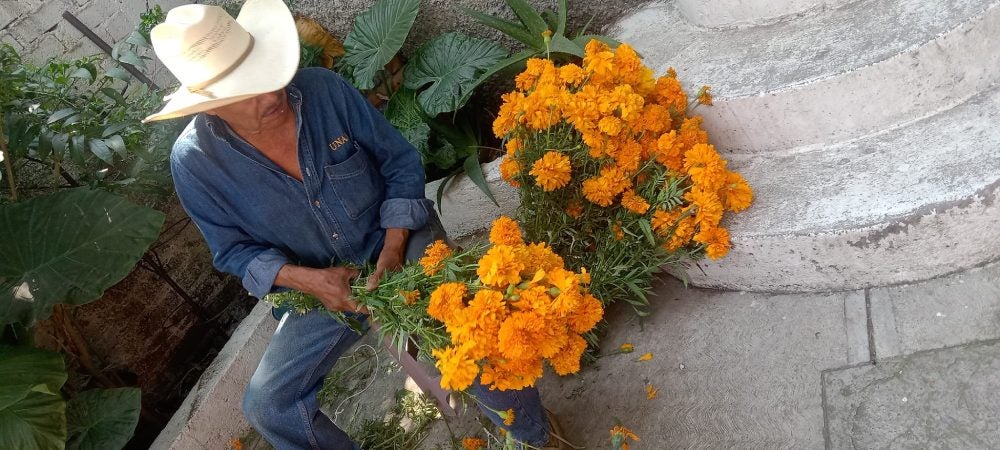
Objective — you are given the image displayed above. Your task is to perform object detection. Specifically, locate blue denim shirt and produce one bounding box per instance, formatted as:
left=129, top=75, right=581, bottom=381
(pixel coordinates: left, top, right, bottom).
left=170, top=68, right=434, bottom=299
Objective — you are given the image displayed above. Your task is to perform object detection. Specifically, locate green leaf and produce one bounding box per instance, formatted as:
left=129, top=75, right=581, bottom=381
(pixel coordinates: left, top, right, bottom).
left=99, top=88, right=126, bottom=105
left=555, top=0, right=568, bottom=35
left=548, top=33, right=584, bottom=57
left=505, top=0, right=549, bottom=37
left=0, top=188, right=165, bottom=326
left=383, top=88, right=425, bottom=130
left=103, top=136, right=126, bottom=157
left=462, top=153, right=498, bottom=207
left=69, top=67, right=94, bottom=82
left=125, top=31, right=149, bottom=48
left=638, top=218, right=656, bottom=247
left=66, top=388, right=141, bottom=450
left=101, top=123, right=128, bottom=138
left=47, top=108, right=77, bottom=124
left=403, top=33, right=507, bottom=116
left=117, top=51, right=146, bottom=70
left=0, top=347, right=67, bottom=403
left=69, top=135, right=86, bottom=165
left=427, top=139, right=457, bottom=170
left=456, top=48, right=536, bottom=109
left=400, top=123, right=431, bottom=161
left=36, top=131, right=53, bottom=160
left=103, top=67, right=129, bottom=82
left=51, top=133, right=68, bottom=158
left=458, top=6, right=537, bottom=47
left=88, top=139, right=113, bottom=164
left=341, top=0, right=420, bottom=90
left=435, top=173, right=456, bottom=214
left=0, top=346, right=67, bottom=450
left=0, top=389, right=66, bottom=450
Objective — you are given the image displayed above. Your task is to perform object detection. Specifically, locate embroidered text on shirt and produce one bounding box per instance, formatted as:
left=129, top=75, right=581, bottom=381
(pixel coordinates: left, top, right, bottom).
left=329, top=135, right=349, bottom=151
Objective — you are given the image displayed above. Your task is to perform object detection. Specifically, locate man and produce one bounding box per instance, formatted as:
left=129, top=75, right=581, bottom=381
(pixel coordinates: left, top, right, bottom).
left=143, top=0, right=568, bottom=448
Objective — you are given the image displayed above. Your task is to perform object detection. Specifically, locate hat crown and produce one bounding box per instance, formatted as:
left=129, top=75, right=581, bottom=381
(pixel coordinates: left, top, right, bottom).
left=151, top=5, right=253, bottom=89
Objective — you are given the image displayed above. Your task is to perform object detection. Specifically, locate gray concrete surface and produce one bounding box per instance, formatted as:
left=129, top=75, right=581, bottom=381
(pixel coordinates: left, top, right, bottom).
left=823, top=340, right=1000, bottom=449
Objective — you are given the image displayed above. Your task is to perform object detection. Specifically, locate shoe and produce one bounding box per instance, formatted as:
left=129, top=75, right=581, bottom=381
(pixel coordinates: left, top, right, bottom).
left=541, top=408, right=579, bottom=450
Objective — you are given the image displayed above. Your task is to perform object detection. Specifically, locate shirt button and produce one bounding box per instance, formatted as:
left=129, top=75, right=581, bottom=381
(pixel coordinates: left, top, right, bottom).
left=313, top=200, right=321, bottom=207
left=331, top=233, right=339, bottom=240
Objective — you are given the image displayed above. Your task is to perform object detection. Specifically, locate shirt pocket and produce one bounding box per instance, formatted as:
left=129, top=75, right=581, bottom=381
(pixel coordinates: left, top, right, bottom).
left=324, top=147, right=382, bottom=219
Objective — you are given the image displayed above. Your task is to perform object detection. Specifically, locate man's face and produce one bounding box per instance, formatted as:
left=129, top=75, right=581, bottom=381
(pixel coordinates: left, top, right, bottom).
left=205, top=89, right=289, bottom=130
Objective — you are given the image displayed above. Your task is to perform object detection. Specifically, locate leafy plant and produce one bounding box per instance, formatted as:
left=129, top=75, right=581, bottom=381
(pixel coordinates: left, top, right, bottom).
left=458, top=0, right=621, bottom=104
left=337, top=0, right=508, bottom=208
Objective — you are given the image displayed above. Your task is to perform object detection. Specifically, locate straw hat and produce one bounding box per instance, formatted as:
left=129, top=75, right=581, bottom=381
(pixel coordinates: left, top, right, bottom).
left=143, top=0, right=299, bottom=122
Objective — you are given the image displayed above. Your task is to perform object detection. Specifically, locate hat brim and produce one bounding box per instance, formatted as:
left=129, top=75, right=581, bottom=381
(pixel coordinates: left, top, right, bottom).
left=143, top=0, right=300, bottom=123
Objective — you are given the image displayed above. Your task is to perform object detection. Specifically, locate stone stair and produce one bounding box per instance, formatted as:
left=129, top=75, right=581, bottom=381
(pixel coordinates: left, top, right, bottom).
left=609, top=0, right=1000, bottom=291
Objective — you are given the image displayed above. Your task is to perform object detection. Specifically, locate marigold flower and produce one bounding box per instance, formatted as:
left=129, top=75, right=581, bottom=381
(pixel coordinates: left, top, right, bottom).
left=420, top=240, right=453, bottom=276
left=499, top=155, right=522, bottom=188
left=655, top=130, right=684, bottom=171
left=646, top=384, right=659, bottom=399
left=548, top=333, right=588, bottom=375
left=620, top=189, right=650, bottom=215
left=638, top=352, right=653, bottom=361
left=612, top=222, right=625, bottom=241
left=697, top=85, right=713, bottom=105
left=427, top=282, right=467, bottom=323
left=565, top=199, right=583, bottom=218
left=598, top=116, right=623, bottom=136
left=530, top=151, right=572, bottom=191
left=651, top=208, right=680, bottom=235
left=229, top=438, right=243, bottom=450
left=568, top=294, right=604, bottom=333
left=503, top=408, right=516, bottom=426
left=684, top=187, right=724, bottom=228
left=433, top=343, right=478, bottom=391
left=505, top=137, right=522, bottom=156
left=610, top=425, right=640, bottom=450
left=620, top=343, right=635, bottom=353
left=654, top=75, right=687, bottom=114
left=522, top=242, right=565, bottom=273
left=559, top=63, right=586, bottom=86
left=719, top=171, right=754, bottom=212
left=462, top=437, right=487, bottom=450
left=477, top=245, right=526, bottom=288
left=684, top=143, right=727, bottom=191
left=480, top=356, right=543, bottom=391
left=489, top=216, right=524, bottom=246
left=399, top=290, right=420, bottom=305
left=694, top=226, right=731, bottom=260
left=497, top=310, right=546, bottom=360
left=678, top=116, right=709, bottom=152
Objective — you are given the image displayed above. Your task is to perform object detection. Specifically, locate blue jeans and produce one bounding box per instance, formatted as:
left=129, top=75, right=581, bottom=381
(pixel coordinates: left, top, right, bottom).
left=242, top=213, right=551, bottom=448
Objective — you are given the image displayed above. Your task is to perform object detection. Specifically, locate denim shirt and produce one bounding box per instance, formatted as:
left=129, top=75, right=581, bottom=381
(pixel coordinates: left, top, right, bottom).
left=170, top=68, right=433, bottom=299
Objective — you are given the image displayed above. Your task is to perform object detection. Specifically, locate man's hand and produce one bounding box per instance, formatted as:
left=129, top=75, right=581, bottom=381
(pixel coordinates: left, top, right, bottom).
left=275, top=265, right=367, bottom=313
left=367, top=228, right=409, bottom=291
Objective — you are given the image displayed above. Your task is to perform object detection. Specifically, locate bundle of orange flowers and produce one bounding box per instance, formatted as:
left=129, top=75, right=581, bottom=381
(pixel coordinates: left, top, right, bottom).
left=423, top=216, right=603, bottom=391
left=266, top=216, right=603, bottom=393
left=492, top=39, right=753, bottom=313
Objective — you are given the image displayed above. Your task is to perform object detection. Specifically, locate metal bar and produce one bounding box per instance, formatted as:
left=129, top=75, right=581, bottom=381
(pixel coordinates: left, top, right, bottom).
left=370, top=323, right=457, bottom=416
left=61, top=11, right=160, bottom=90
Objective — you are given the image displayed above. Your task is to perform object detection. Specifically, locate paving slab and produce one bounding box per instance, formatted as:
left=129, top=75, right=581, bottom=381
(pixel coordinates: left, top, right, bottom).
left=822, top=339, right=1000, bottom=449
left=869, top=261, right=1000, bottom=360
left=494, top=276, right=862, bottom=448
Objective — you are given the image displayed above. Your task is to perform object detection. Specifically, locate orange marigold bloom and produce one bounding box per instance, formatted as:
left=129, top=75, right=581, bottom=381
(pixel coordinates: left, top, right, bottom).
left=638, top=352, right=653, bottom=361
left=719, top=171, right=754, bottom=212
left=614, top=139, right=643, bottom=173
left=678, top=116, right=709, bottom=151
left=684, top=143, right=727, bottom=191
left=548, top=333, right=588, bottom=375
left=620, top=343, right=635, bottom=353
left=638, top=104, right=670, bottom=133
left=613, top=222, right=625, bottom=241
left=568, top=294, right=604, bottom=333
left=620, top=189, right=650, bottom=214
left=651, top=208, right=680, bottom=235
left=432, top=344, right=478, bottom=391
left=559, top=63, right=586, bottom=86
left=420, top=240, right=453, bottom=276
left=654, top=75, right=687, bottom=114
left=497, top=310, right=545, bottom=361
left=503, top=408, right=516, bottom=426
left=565, top=199, right=583, bottom=218
left=462, top=437, right=487, bottom=450
left=583, top=40, right=615, bottom=83
left=229, top=438, right=243, bottom=450
left=611, top=425, right=640, bottom=450
left=493, top=91, right=524, bottom=138
left=489, top=215, right=524, bottom=246
left=522, top=242, right=565, bottom=273
left=664, top=216, right=697, bottom=251
left=427, top=282, right=467, bottom=324
left=530, top=151, right=572, bottom=191
left=646, top=384, right=659, bottom=399
left=582, top=166, right=630, bottom=207
left=505, top=137, right=522, bottom=156
left=477, top=245, right=525, bottom=288
left=695, top=226, right=732, bottom=260
left=499, top=155, right=522, bottom=188
left=400, top=290, right=420, bottom=305
left=480, top=355, right=543, bottom=391
left=598, top=116, right=623, bottom=136
left=655, top=130, right=684, bottom=171
left=697, top=85, right=713, bottom=105
left=684, top=187, right=724, bottom=228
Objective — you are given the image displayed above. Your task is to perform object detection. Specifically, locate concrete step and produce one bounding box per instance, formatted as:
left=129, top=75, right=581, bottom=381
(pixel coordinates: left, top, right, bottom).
left=679, top=83, right=1000, bottom=292
left=611, top=0, right=1000, bottom=152
left=674, top=0, right=857, bottom=28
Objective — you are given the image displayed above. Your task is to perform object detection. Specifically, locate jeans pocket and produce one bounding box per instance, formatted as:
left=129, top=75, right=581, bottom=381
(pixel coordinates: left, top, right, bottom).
left=324, top=148, right=383, bottom=219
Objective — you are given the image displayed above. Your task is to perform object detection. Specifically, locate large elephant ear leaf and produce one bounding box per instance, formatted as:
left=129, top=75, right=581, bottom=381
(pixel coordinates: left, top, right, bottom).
left=66, top=388, right=141, bottom=450
left=341, top=0, right=420, bottom=90
left=0, top=188, right=165, bottom=327
left=403, top=32, right=507, bottom=116
left=0, top=346, right=67, bottom=450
